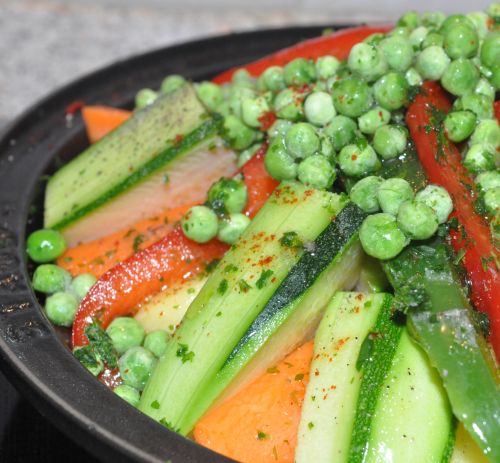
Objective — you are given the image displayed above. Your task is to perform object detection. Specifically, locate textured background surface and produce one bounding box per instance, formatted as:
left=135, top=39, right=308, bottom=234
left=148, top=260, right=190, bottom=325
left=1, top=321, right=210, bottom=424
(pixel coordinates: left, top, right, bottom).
left=0, top=0, right=491, bottom=130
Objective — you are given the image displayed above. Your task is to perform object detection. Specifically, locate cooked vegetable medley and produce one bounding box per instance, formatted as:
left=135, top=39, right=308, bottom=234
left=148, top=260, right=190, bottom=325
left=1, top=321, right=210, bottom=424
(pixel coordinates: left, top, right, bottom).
left=27, top=5, right=500, bottom=463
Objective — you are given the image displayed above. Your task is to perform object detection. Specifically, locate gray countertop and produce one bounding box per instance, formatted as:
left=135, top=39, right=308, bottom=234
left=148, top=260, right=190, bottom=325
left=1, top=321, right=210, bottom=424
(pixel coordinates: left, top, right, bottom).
left=0, top=0, right=492, bottom=130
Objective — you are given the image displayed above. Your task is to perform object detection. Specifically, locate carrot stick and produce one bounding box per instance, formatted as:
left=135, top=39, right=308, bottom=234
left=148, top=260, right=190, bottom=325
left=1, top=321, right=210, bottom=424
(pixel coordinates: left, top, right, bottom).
left=81, top=106, right=131, bottom=143
left=57, top=203, right=192, bottom=278
left=193, top=341, right=314, bottom=463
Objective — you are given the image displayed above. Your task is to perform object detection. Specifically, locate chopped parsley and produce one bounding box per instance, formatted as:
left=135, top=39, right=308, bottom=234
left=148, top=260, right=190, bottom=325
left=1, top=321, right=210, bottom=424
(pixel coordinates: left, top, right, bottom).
left=308, top=422, right=315, bottom=430
left=205, top=259, right=220, bottom=273
left=224, top=263, right=238, bottom=274
left=257, top=431, right=268, bottom=440
left=132, top=234, right=145, bottom=252
left=238, top=279, right=252, bottom=293
left=279, top=231, right=303, bottom=249
left=256, top=269, right=274, bottom=289
left=151, top=400, right=160, bottom=410
left=84, top=321, right=118, bottom=368
left=176, top=343, right=195, bottom=363
left=266, top=366, right=279, bottom=374
left=294, top=373, right=304, bottom=381
left=217, top=279, right=228, bottom=295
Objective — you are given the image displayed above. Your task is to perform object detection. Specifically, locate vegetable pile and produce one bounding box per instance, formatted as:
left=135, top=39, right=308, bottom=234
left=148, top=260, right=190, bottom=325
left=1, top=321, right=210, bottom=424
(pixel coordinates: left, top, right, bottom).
left=26, top=5, right=500, bottom=463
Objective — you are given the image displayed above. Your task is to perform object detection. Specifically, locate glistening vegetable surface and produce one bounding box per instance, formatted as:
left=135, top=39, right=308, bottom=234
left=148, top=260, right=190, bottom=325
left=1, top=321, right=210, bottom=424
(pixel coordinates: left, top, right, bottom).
left=406, top=81, right=500, bottom=359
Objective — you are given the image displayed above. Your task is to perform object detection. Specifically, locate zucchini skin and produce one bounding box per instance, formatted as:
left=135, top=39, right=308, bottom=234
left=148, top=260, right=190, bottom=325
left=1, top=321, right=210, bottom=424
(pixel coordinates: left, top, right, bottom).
left=188, top=202, right=365, bottom=425
left=226, top=202, right=365, bottom=364
left=45, top=84, right=217, bottom=229
left=383, top=243, right=500, bottom=462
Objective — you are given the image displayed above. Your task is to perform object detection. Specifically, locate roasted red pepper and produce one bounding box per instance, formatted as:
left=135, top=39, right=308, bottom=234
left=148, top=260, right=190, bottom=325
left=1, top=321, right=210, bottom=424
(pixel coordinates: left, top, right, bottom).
left=72, top=149, right=277, bottom=347
left=407, top=81, right=500, bottom=359
left=213, top=25, right=391, bottom=83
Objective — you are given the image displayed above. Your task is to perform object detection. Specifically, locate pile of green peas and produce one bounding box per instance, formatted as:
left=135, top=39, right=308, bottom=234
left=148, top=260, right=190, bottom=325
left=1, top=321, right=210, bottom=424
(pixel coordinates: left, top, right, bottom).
left=27, top=229, right=97, bottom=327
left=181, top=175, right=251, bottom=244
left=351, top=177, right=453, bottom=259
left=104, top=316, right=170, bottom=407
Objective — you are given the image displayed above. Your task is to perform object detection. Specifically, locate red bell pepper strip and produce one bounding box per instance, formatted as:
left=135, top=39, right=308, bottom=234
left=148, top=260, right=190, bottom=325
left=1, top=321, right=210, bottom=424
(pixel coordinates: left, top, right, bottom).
left=406, top=81, right=500, bottom=359
left=213, top=25, right=391, bottom=84
left=495, top=100, right=500, bottom=124
left=72, top=148, right=277, bottom=347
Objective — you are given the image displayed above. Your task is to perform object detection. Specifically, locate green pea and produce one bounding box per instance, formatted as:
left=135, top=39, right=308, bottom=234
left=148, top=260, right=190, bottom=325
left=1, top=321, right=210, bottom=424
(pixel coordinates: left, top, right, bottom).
left=377, top=178, right=414, bottom=216
left=274, top=88, right=305, bottom=121
left=283, top=58, right=316, bottom=86
left=484, top=187, right=500, bottom=215
left=324, top=115, right=358, bottom=151
left=106, top=317, right=145, bottom=355
left=475, top=78, right=496, bottom=100
left=218, top=213, right=251, bottom=244
left=181, top=206, right=219, bottom=243
left=363, top=33, right=385, bottom=46
left=409, top=26, right=429, bottom=50
left=490, top=64, right=500, bottom=91
left=45, top=291, right=78, bottom=327
left=422, top=31, right=444, bottom=49
left=316, top=56, right=341, bottom=80
left=238, top=143, right=263, bottom=168
left=373, top=124, right=408, bottom=159
left=459, top=93, right=494, bottom=120
left=415, top=184, right=453, bottom=224
left=470, top=119, right=500, bottom=148
left=241, top=96, right=270, bottom=128
left=118, top=346, right=157, bottom=391
left=373, top=72, right=409, bottom=111
left=264, top=136, right=298, bottom=180
left=379, top=36, right=414, bottom=72
left=297, top=155, right=336, bottom=190
left=228, top=86, right=257, bottom=118
left=114, top=384, right=140, bottom=407
left=27, top=229, right=66, bottom=263
left=443, top=110, right=477, bottom=142
left=232, top=69, right=255, bottom=88
left=207, top=177, right=248, bottom=214
left=405, top=67, right=423, bottom=86
left=358, top=107, right=391, bottom=135
left=388, top=27, right=411, bottom=39
left=443, top=23, right=479, bottom=59
left=331, top=78, right=373, bottom=118
left=160, top=75, right=186, bottom=94
left=144, top=330, right=170, bottom=358
left=32, top=264, right=71, bottom=294
left=71, top=273, right=97, bottom=300
left=487, top=3, right=500, bottom=23
left=397, top=200, right=439, bottom=240
left=285, top=122, right=320, bottom=159
left=476, top=171, right=500, bottom=192
left=350, top=176, right=384, bottom=213
left=421, top=11, right=446, bottom=29
left=347, top=43, right=388, bottom=82
left=439, top=15, right=474, bottom=36
left=304, top=91, right=336, bottom=126
left=466, top=12, right=490, bottom=39
left=258, top=66, right=286, bottom=92
left=222, top=115, right=256, bottom=150
left=135, top=89, right=158, bottom=109
left=196, top=82, right=224, bottom=111
left=416, top=45, right=451, bottom=80
left=338, top=143, right=380, bottom=178
left=397, top=11, right=420, bottom=29
left=267, top=119, right=293, bottom=139
left=480, top=32, right=500, bottom=69
left=463, top=144, right=497, bottom=173
left=359, top=213, right=409, bottom=260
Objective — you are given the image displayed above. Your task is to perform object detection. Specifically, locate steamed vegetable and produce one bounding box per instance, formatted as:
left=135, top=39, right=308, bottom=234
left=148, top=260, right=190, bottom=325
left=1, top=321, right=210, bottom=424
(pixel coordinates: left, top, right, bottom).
left=81, top=106, right=131, bottom=144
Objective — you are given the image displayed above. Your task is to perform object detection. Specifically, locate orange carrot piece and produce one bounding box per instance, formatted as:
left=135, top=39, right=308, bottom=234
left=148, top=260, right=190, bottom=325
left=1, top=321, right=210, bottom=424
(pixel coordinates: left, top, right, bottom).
left=81, top=106, right=132, bottom=143
left=57, top=203, right=192, bottom=278
left=193, top=341, right=314, bottom=463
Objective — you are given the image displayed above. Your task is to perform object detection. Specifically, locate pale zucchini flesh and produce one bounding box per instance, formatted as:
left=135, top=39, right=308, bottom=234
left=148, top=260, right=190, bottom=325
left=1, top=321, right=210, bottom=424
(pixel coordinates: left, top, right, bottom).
left=295, top=292, right=392, bottom=463
left=45, top=84, right=215, bottom=231
left=139, top=181, right=339, bottom=434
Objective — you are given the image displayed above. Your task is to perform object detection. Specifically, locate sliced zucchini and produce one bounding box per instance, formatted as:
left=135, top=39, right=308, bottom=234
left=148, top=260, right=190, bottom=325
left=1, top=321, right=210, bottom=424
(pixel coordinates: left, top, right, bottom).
left=139, top=181, right=341, bottom=434
left=193, top=202, right=365, bottom=420
left=452, top=424, right=490, bottom=463
left=45, top=84, right=233, bottom=243
left=296, top=292, right=392, bottom=463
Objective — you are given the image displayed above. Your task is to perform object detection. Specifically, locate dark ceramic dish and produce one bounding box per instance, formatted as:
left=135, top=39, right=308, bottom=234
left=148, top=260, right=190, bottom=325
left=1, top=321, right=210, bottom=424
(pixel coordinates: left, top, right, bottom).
left=0, top=25, right=348, bottom=462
